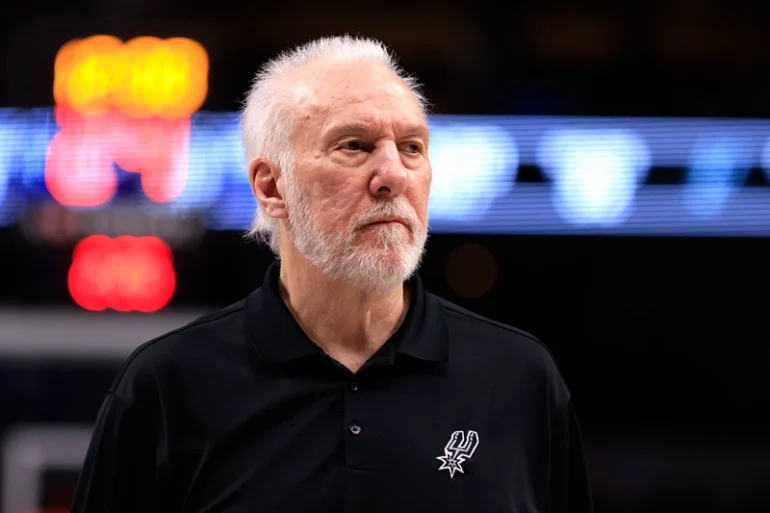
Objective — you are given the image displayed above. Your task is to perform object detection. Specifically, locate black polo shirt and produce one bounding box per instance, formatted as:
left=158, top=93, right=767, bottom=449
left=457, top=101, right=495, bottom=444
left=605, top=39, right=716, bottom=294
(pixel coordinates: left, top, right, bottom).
left=71, top=262, right=593, bottom=513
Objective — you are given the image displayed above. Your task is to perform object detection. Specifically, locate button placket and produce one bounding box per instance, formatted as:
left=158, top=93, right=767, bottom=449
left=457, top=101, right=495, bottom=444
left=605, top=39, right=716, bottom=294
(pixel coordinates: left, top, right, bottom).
left=347, top=382, right=361, bottom=436
left=343, top=373, right=371, bottom=469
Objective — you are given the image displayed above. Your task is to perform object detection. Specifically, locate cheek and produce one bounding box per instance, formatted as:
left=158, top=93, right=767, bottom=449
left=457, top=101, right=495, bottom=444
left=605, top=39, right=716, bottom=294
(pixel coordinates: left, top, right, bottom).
left=311, top=175, right=363, bottom=225
left=409, top=173, right=432, bottom=218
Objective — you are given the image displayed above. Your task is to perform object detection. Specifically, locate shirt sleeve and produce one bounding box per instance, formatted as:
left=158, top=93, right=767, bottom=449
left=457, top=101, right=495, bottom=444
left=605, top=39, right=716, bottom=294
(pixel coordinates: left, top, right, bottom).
left=550, top=399, right=594, bottom=513
left=70, top=392, right=163, bottom=513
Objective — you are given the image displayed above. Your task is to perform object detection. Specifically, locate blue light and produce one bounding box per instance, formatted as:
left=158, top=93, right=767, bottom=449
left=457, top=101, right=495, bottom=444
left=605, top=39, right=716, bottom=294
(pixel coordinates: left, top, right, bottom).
left=2, top=108, right=770, bottom=237
left=0, top=111, right=14, bottom=225
left=19, top=109, right=58, bottom=197
left=536, top=129, right=650, bottom=226
left=183, top=112, right=255, bottom=230
left=684, top=135, right=752, bottom=219
left=169, top=112, right=242, bottom=212
left=761, top=138, right=770, bottom=185
left=428, top=120, right=518, bottom=221
left=205, top=178, right=257, bottom=231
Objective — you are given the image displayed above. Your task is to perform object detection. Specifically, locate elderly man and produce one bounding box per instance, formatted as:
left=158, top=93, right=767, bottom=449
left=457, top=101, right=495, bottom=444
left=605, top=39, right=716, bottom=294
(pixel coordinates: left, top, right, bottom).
left=72, top=36, right=593, bottom=513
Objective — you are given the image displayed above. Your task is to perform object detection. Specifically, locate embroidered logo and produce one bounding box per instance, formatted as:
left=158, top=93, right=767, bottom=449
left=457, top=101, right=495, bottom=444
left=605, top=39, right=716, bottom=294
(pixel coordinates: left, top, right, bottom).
left=437, top=430, right=479, bottom=478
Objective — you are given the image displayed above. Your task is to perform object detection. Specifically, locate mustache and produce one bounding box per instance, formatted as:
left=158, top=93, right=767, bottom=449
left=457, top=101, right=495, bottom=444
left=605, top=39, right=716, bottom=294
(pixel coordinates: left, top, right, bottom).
left=351, top=201, right=421, bottom=232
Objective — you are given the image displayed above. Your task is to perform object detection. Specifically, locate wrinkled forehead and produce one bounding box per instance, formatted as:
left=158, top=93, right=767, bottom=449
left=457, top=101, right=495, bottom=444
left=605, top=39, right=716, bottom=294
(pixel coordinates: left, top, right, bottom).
left=286, top=60, right=426, bottom=132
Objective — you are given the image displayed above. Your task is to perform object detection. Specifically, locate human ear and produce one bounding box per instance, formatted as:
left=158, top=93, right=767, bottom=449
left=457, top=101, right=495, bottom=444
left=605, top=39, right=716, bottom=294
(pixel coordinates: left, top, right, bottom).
left=248, top=157, right=288, bottom=220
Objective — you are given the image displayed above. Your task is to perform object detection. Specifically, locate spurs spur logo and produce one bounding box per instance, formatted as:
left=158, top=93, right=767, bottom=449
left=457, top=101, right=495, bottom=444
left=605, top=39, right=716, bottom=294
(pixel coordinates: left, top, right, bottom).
left=436, top=430, right=479, bottom=478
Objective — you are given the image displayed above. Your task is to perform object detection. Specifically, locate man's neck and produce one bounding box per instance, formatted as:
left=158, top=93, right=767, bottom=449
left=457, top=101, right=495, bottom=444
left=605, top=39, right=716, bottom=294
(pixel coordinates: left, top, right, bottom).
left=277, top=251, right=410, bottom=373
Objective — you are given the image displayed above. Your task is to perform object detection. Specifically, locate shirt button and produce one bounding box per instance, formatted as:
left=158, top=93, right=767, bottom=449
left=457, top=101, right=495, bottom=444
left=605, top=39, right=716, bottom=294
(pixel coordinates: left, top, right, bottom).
left=349, top=424, right=362, bottom=436
left=349, top=381, right=359, bottom=392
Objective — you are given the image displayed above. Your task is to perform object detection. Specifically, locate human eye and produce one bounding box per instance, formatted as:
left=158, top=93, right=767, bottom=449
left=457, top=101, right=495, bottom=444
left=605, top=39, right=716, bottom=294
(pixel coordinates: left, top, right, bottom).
left=339, top=140, right=368, bottom=152
left=400, top=141, right=424, bottom=155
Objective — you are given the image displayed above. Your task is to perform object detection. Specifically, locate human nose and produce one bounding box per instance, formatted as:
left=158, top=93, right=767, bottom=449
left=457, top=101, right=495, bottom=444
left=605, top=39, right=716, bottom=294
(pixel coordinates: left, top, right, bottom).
left=369, top=142, right=408, bottom=199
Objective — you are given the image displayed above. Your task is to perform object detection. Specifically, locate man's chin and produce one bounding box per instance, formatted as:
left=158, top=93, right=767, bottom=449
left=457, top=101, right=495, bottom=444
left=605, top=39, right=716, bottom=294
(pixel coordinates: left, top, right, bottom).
left=349, top=243, right=412, bottom=264
left=319, top=247, right=420, bottom=293
left=342, top=268, right=410, bottom=294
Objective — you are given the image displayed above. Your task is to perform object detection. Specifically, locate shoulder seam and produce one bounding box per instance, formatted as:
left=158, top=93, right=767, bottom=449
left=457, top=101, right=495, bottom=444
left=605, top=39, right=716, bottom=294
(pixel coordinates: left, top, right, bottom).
left=441, top=301, right=558, bottom=359
left=105, top=390, right=128, bottom=408
left=108, top=306, right=244, bottom=393
left=441, top=301, right=571, bottom=401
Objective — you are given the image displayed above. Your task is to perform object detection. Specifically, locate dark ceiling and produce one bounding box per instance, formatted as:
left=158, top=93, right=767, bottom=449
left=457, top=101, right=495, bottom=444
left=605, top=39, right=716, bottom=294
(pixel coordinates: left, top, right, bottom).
left=3, top=0, right=770, bottom=117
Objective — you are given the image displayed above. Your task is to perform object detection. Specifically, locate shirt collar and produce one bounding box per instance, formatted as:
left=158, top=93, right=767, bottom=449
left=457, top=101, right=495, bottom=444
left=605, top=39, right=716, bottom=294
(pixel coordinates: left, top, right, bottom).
left=244, top=261, right=449, bottom=365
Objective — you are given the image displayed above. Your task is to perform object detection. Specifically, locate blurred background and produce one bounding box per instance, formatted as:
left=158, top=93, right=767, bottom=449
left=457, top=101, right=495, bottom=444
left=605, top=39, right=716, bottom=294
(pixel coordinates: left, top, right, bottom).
left=1, top=1, right=770, bottom=512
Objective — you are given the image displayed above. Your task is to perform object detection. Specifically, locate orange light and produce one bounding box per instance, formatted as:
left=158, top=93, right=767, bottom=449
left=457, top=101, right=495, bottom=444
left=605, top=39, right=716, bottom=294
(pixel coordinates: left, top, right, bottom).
left=54, top=35, right=208, bottom=119
left=47, top=35, right=205, bottom=207
left=68, top=235, right=176, bottom=312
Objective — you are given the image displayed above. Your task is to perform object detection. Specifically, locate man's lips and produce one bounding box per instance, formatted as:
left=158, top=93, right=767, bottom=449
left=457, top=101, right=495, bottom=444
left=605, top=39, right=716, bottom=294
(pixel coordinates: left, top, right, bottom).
left=360, top=216, right=412, bottom=231
left=368, top=217, right=407, bottom=226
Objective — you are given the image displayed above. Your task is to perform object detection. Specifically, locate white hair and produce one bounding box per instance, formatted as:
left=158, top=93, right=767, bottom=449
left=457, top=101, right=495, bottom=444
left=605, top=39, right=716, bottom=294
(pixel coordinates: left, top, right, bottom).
left=239, top=35, right=428, bottom=255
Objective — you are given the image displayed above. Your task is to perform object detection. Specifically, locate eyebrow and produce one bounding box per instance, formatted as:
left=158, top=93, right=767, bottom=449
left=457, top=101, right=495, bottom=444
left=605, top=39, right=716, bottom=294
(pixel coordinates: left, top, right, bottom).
left=323, top=122, right=430, bottom=142
left=323, top=123, right=370, bottom=140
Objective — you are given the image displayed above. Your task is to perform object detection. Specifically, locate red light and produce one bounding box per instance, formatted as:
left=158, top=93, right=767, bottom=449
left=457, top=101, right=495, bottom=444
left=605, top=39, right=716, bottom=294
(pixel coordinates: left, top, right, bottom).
left=45, top=109, right=191, bottom=207
left=44, top=114, right=119, bottom=208
left=113, top=115, right=191, bottom=203
left=68, top=235, right=176, bottom=312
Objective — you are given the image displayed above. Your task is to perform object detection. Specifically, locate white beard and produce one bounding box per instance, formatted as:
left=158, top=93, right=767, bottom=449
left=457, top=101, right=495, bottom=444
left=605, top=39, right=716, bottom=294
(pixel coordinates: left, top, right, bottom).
left=283, top=175, right=427, bottom=293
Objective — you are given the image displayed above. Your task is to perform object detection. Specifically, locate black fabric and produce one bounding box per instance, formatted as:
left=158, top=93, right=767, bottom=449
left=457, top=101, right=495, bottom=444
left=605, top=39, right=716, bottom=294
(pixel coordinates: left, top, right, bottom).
left=71, top=262, right=593, bottom=513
